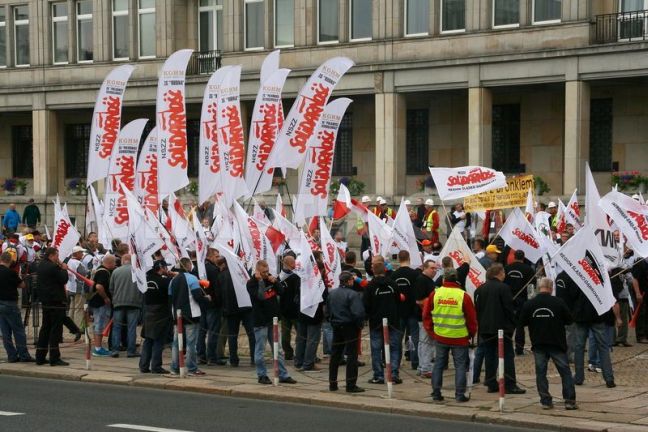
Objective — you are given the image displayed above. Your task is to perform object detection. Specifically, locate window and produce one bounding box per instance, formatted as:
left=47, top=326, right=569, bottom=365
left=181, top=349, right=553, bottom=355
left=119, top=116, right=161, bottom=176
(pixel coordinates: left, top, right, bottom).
left=0, top=8, right=6, bottom=67
left=199, top=0, right=223, bottom=51
left=589, top=99, right=613, bottom=172
left=12, top=125, right=33, bottom=178
left=405, top=0, right=429, bottom=36
left=619, top=1, right=647, bottom=40
left=621, top=0, right=645, bottom=11
left=406, top=109, right=429, bottom=175
left=14, top=6, right=29, bottom=67
left=492, top=104, right=521, bottom=173
left=318, top=0, right=338, bottom=44
left=77, top=0, right=93, bottom=62
left=532, top=0, right=561, bottom=24
left=65, top=124, right=90, bottom=178
left=492, top=0, right=519, bottom=28
left=112, top=0, right=129, bottom=60
left=350, top=0, right=371, bottom=41
left=441, top=0, right=465, bottom=33
left=186, top=120, right=201, bottom=177
left=52, top=3, right=69, bottom=64
left=138, top=0, right=155, bottom=58
left=275, top=0, right=293, bottom=47
left=332, top=113, right=353, bottom=176
left=245, top=0, right=264, bottom=50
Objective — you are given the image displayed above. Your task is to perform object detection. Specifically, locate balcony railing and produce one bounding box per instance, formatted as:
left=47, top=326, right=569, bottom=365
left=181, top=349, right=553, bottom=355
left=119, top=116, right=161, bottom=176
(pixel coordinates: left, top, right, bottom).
left=594, top=10, right=648, bottom=44
left=187, top=50, right=221, bottom=75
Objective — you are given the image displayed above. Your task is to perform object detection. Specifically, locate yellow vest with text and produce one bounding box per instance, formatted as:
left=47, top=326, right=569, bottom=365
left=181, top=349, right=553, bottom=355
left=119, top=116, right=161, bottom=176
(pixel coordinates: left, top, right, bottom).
left=424, top=210, right=437, bottom=231
left=432, top=287, right=468, bottom=339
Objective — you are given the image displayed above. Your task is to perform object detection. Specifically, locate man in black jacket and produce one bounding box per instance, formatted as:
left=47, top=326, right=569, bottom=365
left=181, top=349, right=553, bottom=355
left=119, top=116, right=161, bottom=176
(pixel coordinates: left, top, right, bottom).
left=279, top=255, right=300, bottom=360
left=391, top=250, right=421, bottom=370
left=475, top=263, right=525, bottom=394
left=220, top=260, right=255, bottom=367
left=140, top=260, right=173, bottom=374
left=328, top=271, right=365, bottom=393
left=247, top=260, right=297, bottom=385
left=505, top=250, right=536, bottom=355
left=365, top=261, right=402, bottom=384
left=197, top=248, right=224, bottom=365
left=521, top=277, right=576, bottom=410
left=35, top=247, right=70, bottom=366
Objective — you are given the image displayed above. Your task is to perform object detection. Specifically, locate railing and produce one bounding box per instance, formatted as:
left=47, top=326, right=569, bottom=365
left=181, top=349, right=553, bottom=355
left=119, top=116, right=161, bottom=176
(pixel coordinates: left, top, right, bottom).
left=594, top=10, right=648, bottom=44
left=187, top=50, right=221, bottom=75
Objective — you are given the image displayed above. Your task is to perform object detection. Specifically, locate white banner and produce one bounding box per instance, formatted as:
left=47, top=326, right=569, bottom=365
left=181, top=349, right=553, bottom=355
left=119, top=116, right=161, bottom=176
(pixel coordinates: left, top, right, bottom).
left=439, top=227, right=486, bottom=297
left=290, top=231, right=326, bottom=316
left=191, top=209, right=208, bottom=280
left=586, top=164, right=621, bottom=266
left=499, top=207, right=543, bottom=263
left=320, top=217, right=341, bottom=289
left=294, top=98, right=353, bottom=223
left=135, top=127, right=159, bottom=217
left=217, top=66, right=249, bottom=207
left=198, top=66, right=232, bottom=204
left=266, top=57, right=354, bottom=170
left=156, top=49, right=193, bottom=197
left=52, top=208, right=81, bottom=260
left=600, top=189, right=648, bottom=258
left=552, top=225, right=616, bottom=315
left=429, top=166, right=507, bottom=201
left=104, top=119, right=148, bottom=242
left=565, top=189, right=583, bottom=229
left=87, top=64, right=136, bottom=186
left=391, top=199, right=423, bottom=268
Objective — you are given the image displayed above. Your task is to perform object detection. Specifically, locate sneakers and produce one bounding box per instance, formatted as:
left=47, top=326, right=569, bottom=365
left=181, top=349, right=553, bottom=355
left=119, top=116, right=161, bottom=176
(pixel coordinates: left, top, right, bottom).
left=368, top=377, right=385, bottom=384
left=92, top=347, right=111, bottom=357
left=188, top=369, right=206, bottom=377
left=565, top=401, right=578, bottom=410
left=279, top=377, right=297, bottom=384
left=258, top=375, right=272, bottom=385
left=587, top=364, right=602, bottom=373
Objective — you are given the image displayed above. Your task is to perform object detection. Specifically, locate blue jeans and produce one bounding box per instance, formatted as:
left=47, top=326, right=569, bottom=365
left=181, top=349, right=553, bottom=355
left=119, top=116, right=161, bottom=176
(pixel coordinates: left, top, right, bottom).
left=139, top=337, right=165, bottom=371
left=91, top=304, right=111, bottom=335
left=111, top=307, right=140, bottom=355
left=197, top=308, right=221, bottom=363
left=472, top=342, right=485, bottom=383
left=432, top=343, right=468, bottom=399
left=369, top=327, right=402, bottom=380
left=295, top=322, right=321, bottom=369
left=588, top=325, right=614, bottom=367
left=321, top=322, right=333, bottom=355
left=226, top=311, right=255, bottom=365
left=399, top=316, right=419, bottom=368
left=573, top=322, right=614, bottom=384
left=0, top=301, right=31, bottom=361
left=253, top=325, right=289, bottom=379
left=482, top=333, right=517, bottom=390
left=533, top=348, right=576, bottom=405
left=171, top=322, right=199, bottom=373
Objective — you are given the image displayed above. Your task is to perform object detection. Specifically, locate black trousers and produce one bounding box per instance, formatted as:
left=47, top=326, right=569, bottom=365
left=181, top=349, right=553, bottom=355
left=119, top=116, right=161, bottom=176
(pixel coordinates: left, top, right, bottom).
left=329, top=324, right=359, bottom=389
left=36, top=305, right=65, bottom=364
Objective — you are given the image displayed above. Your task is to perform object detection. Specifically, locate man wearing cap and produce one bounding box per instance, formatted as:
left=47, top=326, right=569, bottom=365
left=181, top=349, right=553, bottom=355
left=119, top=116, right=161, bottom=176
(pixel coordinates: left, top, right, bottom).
left=479, top=244, right=501, bottom=270
left=372, top=197, right=383, bottom=217
left=547, top=202, right=558, bottom=227
left=328, top=271, right=365, bottom=393
left=22, top=199, right=41, bottom=229
left=422, top=199, right=439, bottom=243
left=140, top=259, right=173, bottom=374
left=423, top=267, right=477, bottom=402
left=66, top=246, right=88, bottom=330
left=377, top=198, right=395, bottom=221
left=421, top=239, right=435, bottom=263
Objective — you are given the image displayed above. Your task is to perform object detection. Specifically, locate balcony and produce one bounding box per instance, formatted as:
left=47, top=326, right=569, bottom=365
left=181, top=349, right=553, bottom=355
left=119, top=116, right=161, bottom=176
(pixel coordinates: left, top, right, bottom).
left=187, top=50, right=221, bottom=75
left=594, top=10, right=648, bottom=44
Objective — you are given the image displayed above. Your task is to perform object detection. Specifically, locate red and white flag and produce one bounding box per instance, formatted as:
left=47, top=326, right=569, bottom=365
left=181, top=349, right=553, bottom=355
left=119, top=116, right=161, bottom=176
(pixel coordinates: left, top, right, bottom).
left=266, top=57, right=354, bottom=170
left=104, top=119, right=148, bottom=242
left=555, top=200, right=567, bottom=234
left=156, top=49, right=193, bottom=197
left=294, top=98, right=352, bottom=223
left=135, top=127, right=159, bottom=217
left=320, top=218, right=341, bottom=289
left=524, top=188, right=535, bottom=222
left=586, top=163, right=622, bottom=266
left=272, top=208, right=301, bottom=244
left=429, top=166, right=507, bottom=201
left=599, top=189, right=648, bottom=258
left=565, top=189, right=583, bottom=229
left=275, top=193, right=287, bottom=218
left=231, top=201, right=255, bottom=267
left=391, top=199, right=423, bottom=268
left=290, top=231, right=326, bottom=317
left=265, top=225, right=286, bottom=253
left=499, top=207, right=543, bottom=263
left=350, top=198, right=369, bottom=223
left=213, top=240, right=252, bottom=308
left=52, top=204, right=81, bottom=261
left=367, top=210, right=392, bottom=258
left=253, top=201, right=271, bottom=226
left=217, top=66, right=249, bottom=207
left=87, top=64, right=136, bottom=186
left=168, top=192, right=194, bottom=255
left=191, top=209, right=208, bottom=279
left=198, top=66, right=233, bottom=204
left=552, top=224, right=615, bottom=315
left=439, top=227, right=486, bottom=297
left=332, top=183, right=352, bottom=220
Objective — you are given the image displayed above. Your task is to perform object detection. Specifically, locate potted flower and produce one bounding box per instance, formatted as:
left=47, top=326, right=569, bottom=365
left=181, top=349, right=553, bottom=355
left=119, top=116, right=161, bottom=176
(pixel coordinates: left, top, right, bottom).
left=611, top=171, right=648, bottom=192
left=2, top=178, right=27, bottom=195
left=330, top=176, right=366, bottom=196
left=533, top=176, right=550, bottom=196
left=66, top=178, right=86, bottom=196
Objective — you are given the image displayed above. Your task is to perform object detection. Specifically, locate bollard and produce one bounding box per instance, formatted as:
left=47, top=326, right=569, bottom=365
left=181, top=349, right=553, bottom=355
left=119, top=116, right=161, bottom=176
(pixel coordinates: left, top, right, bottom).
left=382, top=318, right=393, bottom=398
left=273, top=317, right=279, bottom=386
left=498, top=329, right=505, bottom=412
left=177, top=309, right=187, bottom=378
left=83, top=304, right=91, bottom=370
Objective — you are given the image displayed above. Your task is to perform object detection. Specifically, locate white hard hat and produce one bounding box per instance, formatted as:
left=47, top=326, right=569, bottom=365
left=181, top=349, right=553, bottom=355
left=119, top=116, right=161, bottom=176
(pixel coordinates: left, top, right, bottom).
left=632, top=194, right=640, bottom=201
left=378, top=198, right=387, bottom=205
left=404, top=199, right=411, bottom=205
left=376, top=196, right=383, bottom=203
left=361, top=195, right=371, bottom=203
left=547, top=201, right=557, bottom=209
left=425, top=198, right=434, bottom=206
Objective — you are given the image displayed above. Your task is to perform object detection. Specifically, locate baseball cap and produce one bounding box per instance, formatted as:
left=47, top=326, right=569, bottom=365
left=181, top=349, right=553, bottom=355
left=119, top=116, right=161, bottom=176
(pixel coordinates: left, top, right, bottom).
left=425, top=198, right=434, bottom=206
left=361, top=195, right=371, bottom=203
left=547, top=201, right=557, bottom=209
left=339, top=271, right=354, bottom=284
left=24, top=234, right=34, bottom=241
left=486, top=245, right=501, bottom=254
left=153, top=260, right=169, bottom=271
left=72, top=246, right=86, bottom=254
left=421, top=239, right=433, bottom=247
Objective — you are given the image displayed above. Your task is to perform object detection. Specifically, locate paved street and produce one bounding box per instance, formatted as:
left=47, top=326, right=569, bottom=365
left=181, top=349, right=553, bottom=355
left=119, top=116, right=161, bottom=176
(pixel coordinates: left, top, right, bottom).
left=0, top=375, right=540, bottom=432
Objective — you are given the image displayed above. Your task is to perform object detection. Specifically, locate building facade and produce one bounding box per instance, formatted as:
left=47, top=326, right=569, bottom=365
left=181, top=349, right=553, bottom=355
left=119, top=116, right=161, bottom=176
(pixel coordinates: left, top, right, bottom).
left=0, top=0, right=647, bottom=223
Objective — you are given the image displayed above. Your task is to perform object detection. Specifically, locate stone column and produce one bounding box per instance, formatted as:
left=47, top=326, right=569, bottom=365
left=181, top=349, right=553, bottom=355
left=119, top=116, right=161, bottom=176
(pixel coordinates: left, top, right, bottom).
left=468, top=87, right=492, bottom=167
left=32, top=109, right=60, bottom=197
left=375, top=92, right=406, bottom=197
left=563, top=80, right=590, bottom=194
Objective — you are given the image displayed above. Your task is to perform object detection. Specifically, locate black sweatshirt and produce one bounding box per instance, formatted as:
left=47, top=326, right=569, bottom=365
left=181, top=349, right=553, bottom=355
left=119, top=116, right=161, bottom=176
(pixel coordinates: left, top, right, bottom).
left=520, top=292, right=573, bottom=352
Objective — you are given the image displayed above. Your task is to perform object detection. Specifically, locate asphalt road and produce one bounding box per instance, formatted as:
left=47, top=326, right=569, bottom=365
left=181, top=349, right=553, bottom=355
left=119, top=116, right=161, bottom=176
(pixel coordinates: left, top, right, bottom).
left=0, top=376, right=541, bottom=432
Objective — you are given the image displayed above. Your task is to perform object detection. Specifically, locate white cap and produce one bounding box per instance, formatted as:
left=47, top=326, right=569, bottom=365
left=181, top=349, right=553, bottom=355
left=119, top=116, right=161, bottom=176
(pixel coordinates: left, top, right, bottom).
left=361, top=195, right=371, bottom=203
left=425, top=198, right=434, bottom=206
left=404, top=199, right=411, bottom=206
left=632, top=194, right=640, bottom=201
left=72, top=246, right=86, bottom=254
left=378, top=198, right=387, bottom=205
left=547, top=201, right=557, bottom=209
left=376, top=196, right=384, bottom=203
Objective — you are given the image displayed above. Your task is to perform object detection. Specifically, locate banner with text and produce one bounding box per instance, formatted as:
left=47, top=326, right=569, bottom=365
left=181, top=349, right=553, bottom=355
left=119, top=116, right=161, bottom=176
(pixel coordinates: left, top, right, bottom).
left=463, top=175, right=535, bottom=212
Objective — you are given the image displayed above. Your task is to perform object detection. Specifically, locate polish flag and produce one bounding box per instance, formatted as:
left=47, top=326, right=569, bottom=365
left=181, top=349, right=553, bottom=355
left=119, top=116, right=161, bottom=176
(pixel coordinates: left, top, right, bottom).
left=308, top=217, right=319, bottom=235
left=333, top=183, right=352, bottom=220
left=350, top=198, right=369, bottom=223
left=265, top=225, right=286, bottom=253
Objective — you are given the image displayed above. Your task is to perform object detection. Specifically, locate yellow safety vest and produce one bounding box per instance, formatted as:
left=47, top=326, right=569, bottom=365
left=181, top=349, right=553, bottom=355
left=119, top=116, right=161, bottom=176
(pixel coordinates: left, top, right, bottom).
left=432, top=287, right=468, bottom=338
left=424, top=210, right=437, bottom=231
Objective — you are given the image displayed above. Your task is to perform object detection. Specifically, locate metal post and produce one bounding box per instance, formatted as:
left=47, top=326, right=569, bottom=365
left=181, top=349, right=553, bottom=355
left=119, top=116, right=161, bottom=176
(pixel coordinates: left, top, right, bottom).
left=382, top=318, right=392, bottom=398
left=177, top=309, right=186, bottom=378
left=83, top=304, right=91, bottom=370
left=273, top=317, right=279, bottom=386
left=498, top=329, right=505, bottom=412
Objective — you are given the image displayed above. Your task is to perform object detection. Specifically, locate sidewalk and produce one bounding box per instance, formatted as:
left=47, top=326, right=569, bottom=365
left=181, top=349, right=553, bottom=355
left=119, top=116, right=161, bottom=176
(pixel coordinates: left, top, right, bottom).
left=2, top=331, right=648, bottom=432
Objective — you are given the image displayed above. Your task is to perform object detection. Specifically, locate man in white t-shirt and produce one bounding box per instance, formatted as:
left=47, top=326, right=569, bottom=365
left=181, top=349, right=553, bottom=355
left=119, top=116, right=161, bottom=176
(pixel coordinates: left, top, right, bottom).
left=67, top=246, right=88, bottom=328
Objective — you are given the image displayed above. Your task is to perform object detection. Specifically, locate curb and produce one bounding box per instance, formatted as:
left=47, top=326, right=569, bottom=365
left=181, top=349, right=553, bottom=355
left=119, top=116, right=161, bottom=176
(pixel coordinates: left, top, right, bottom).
left=0, top=366, right=629, bottom=432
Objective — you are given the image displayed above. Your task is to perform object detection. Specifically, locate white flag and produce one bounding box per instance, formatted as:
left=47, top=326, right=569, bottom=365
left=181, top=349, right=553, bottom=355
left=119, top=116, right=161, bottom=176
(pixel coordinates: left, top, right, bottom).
left=253, top=201, right=271, bottom=225
left=135, top=127, right=159, bottom=217
left=168, top=192, right=194, bottom=255
left=320, top=218, right=341, bottom=289
left=156, top=49, right=193, bottom=196
left=429, top=166, right=507, bottom=201
left=266, top=57, right=354, bottom=170
left=586, top=164, right=621, bottom=266
left=599, top=189, right=648, bottom=258
left=367, top=210, right=392, bottom=258
left=214, top=240, right=252, bottom=308
left=391, top=199, right=423, bottom=268
left=552, top=224, right=616, bottom=315
left=499, top=208, right=543, bottom=263
left=439, top=227, right=486, bottom=297
left=191, top=209, right=208, bottom=280
left=290, top=231, right=325, bottom=316
left=87, top=64, right=136, bottom=186
left=524, top=188, right=535, bottom=221
left=52, top=206, right=81, bottom=261
left=564, top=189, right=583, bottom=229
